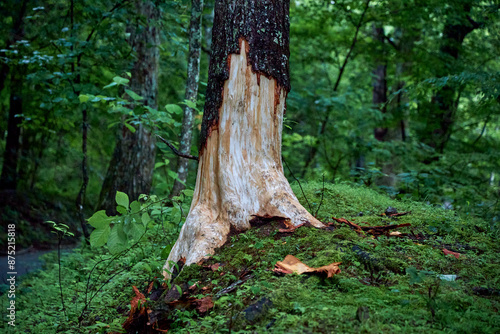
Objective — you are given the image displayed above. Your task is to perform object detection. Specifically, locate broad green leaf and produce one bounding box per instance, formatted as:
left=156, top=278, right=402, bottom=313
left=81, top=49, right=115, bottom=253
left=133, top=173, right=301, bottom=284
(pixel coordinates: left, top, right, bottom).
left=87, top=210, right=113, bottom=229
left=184, top=100, right=196, bottom=109
left=90, top=225, right=111, bottom=248
left=79, top=94, right=90, bottom=103
left=103, top=82, right=118, bottom=89
left=127, top=220, right=145, bottom=239
left=125, top=89, right=144, bottom=101
left=165, top=104, right=183, bottom=114
left=116, top=205, right=128, bottom=215
left=113, top=76, right=129, bottom=86
left=182, top=189, right=194, bottom=197
left=154, top=162, right=165, bottom=169
left=107, top=224, right=128, bottom=254
left=124, top=122, right=136, bottom=133
left=115, top=191, right=129, bottom=209
left=141, top=212, right=151, bottom=226
left=161, top=245, right=172, bottom=260
left=130, top=201, right=141, bottom=214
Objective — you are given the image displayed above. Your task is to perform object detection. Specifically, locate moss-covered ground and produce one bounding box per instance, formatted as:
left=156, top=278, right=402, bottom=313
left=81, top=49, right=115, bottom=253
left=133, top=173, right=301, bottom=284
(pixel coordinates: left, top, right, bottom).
left=1, top=182, right=499, bottom=333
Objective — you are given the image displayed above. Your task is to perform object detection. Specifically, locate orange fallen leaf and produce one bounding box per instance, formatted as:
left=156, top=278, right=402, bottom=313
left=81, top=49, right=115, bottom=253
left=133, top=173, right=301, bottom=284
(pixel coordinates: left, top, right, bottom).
left=122, top=286, right=148, bottom=330
left=147, top=280, right=155, bottom=294
left=443, top=248, right=461, bottom=259
left=274, top=255, right=341, bottom=278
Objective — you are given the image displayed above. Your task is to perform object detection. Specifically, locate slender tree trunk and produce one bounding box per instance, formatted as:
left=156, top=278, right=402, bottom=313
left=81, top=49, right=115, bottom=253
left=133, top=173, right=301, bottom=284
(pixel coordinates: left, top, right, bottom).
left=164, top=0, right=323, bottom=277
left=422, top=2, right=478, bottom=154
left=0, top=79, right=22, bottom=190
left=371, top=25, right=398, bottom=188
left=0, top=0, right=29, bottom=191
left=171, top=0, right=204, bottom=198
left=97, top=0, right=159, bottom=213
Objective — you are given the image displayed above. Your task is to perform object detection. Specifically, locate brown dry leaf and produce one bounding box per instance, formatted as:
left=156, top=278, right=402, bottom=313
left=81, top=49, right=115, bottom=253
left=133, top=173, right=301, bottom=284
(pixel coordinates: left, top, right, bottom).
left=443, top=248, right=462, bottom=259
left=278, top=222, right=311, bottom=233
left=147, top=280, right=155, bottom=294
left=130, top=286, right=146, bottom=314
left=193, top=296, right=214, bottom=313
left=122, top=286, right=148, bottom=330
left=274, top=255, right=341, bottom=278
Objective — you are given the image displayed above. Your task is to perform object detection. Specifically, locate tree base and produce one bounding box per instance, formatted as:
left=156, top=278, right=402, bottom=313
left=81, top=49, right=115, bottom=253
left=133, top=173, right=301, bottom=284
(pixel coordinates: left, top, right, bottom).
left=163, top=40, right=323, bottom=278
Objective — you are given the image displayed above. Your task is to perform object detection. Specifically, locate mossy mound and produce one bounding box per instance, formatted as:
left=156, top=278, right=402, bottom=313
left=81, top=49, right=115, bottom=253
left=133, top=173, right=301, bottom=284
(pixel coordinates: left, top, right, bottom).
left=2, top=182, right=499, bottom=333
left=133, top=183, right=500, bottom=333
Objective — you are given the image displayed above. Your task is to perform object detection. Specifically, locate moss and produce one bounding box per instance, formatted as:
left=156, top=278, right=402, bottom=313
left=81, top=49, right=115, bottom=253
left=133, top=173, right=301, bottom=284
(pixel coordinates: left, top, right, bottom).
left=3, top=182, right=499, bottom=333
left=164, top=182, right=500, bottom=333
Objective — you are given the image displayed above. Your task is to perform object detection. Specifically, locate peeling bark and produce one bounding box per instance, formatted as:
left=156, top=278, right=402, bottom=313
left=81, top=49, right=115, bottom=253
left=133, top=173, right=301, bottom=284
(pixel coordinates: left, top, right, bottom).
left=171, top=0, right=204, bottom=198
left=164, top=2, right=324, bottom=276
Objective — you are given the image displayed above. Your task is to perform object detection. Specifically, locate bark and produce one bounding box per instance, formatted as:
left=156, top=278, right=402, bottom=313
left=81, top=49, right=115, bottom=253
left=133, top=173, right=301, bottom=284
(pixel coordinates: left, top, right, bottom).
left=0, top=81, right=22, bottom=190
left=423, top=2, right=478, bottom=154
left=0, top=0, right=29, bottom=190
left=97, top=0, right=159, bottom=213
left=164, top=0, right=323, bottom=277
left=171, top=0, right=204, bottom=198
left=371, top=25, right=398, bottom=188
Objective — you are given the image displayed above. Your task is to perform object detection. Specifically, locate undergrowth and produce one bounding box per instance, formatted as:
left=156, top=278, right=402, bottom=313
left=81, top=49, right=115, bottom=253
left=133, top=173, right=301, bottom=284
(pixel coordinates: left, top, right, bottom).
left=1, top=182, right=498, bottom=333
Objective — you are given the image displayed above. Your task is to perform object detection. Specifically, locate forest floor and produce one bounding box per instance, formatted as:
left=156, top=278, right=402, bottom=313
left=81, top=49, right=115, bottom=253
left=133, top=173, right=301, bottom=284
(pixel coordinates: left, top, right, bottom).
left=1, top=183, right=499, bottom=333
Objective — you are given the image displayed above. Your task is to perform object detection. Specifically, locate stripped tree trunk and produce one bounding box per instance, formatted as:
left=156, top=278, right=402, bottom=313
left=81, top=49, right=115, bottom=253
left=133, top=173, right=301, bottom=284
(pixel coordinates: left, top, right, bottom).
left=164, top=0, right=323, bottom=277
left=97, top=0, right=159, bottom=213
left=170, top=0, right=204, bottom=198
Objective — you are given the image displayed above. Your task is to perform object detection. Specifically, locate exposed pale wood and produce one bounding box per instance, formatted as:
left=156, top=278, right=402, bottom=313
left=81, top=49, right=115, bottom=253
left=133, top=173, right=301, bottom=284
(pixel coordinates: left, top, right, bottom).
left=163, top=41, right=323, bottom=278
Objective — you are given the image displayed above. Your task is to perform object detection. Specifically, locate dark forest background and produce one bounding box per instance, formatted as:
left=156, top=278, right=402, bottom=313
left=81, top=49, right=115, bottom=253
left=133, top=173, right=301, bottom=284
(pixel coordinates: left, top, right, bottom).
left=1, top=0, right=499, bottom=249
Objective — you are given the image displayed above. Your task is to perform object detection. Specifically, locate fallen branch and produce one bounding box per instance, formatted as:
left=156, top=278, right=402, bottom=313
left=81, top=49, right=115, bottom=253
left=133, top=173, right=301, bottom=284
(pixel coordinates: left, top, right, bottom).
left=156, top=135, right=199, bottom=161
left=331, top=217, right=410, bottom=237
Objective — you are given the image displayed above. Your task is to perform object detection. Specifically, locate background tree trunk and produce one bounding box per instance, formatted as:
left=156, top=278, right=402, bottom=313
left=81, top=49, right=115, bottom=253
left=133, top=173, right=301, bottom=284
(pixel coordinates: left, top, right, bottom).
left=97, top=0, right=159, bottom=213
left=170, top=0, right=204, bottom=198
left=421, top=2, right=478, bottom=154
left=0, top=80, right=22, bottom=190
left=164, top=0, right=323, bottom=276
left=0, top=0, right=28, bottom=191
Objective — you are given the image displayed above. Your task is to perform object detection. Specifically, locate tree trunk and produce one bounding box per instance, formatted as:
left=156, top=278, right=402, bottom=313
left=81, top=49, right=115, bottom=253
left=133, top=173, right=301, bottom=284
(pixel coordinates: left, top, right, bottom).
left=0, top=79, right=22, bottom=190
left=97, top=0, right=159, bottom=213
left=422, top=2, right=478, bottom=154
left=170, top=0, right=204, bottom=198
left=0, top=0, right=29, bottom=191
left=164, top=0, right=323, bottom=277
left=371, top=25, right=398, bottom=188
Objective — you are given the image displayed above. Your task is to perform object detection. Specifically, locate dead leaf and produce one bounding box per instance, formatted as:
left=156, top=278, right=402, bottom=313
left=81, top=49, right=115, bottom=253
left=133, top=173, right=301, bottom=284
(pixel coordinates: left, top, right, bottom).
left=274, top=255, right=341, bottom=278
left=147, top=280, right=155, bottom=294
left=443, top=248, right=462, bottom=259
left=278, top=222, right=311, bottom=233
left=193, top=296, right=214, bottom=313
left=122, top=286, right=148, bottom=330
left=389, top=231, right=402, bottom=236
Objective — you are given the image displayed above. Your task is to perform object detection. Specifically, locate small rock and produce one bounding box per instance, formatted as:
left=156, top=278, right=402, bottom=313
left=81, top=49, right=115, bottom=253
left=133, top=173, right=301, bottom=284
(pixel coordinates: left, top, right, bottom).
left=385, top=207, right=398, bottom=215
left=356, top=306, right=370, bottom=322
left=244, top=297, right=273, bottom=323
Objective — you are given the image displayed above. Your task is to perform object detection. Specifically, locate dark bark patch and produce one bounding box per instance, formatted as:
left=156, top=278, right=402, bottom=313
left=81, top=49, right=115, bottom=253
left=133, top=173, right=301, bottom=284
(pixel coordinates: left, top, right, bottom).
left=200, top=0, right=291, bottom=152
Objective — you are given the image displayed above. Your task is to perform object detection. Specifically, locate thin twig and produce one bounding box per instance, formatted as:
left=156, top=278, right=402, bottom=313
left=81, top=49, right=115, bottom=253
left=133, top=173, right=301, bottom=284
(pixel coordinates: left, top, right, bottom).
left=282, top=156, right=313, bottom=213
left=156, top=134, right=199, bottom=161
left=57, top=236, right=67, bottom=318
